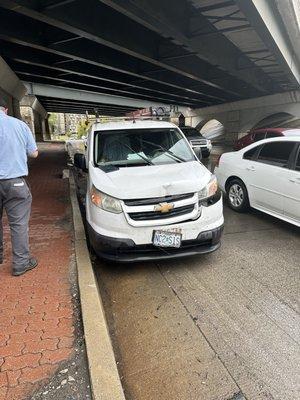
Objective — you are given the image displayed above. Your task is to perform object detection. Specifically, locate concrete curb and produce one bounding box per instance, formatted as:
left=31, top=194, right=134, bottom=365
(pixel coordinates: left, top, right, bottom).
left=69, top=174, right=126, bottom=400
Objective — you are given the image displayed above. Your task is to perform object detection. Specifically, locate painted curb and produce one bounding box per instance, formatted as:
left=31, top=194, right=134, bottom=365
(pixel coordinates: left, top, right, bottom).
left=69, top=174, right=126, bottom=400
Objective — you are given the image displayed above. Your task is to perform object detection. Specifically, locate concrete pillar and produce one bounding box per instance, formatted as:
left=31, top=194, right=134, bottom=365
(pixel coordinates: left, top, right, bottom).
left=0, top=57, right=26, bottom=118
left=44, top=117, right=51, bottom=141
left=0, top=88, right=12, bottom=114
left=33, top=111, right=43, bottom=142
left=20, top=105, right=35, bottom=133
left=12, top=98, right=21, bottom=119
left=20, top=95, right=48, bottom=141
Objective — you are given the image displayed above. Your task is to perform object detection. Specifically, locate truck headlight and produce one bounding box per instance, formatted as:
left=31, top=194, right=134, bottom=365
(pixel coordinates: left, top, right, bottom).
left=198, top=175, right=218, bottom=200
left=91, top=185, right=122, bottom=214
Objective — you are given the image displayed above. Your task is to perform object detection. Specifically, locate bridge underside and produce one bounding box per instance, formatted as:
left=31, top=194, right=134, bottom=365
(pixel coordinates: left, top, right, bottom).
left=35, top=96, right=141, bottom=116
left=0, top=0, right=299, bottom=116
left=0, top=0, right=299, bottom=145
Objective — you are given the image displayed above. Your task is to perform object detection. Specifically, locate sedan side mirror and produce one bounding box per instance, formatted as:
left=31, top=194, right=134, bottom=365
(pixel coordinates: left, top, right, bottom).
left=194, top=147, right=202, bottom=161
left=74, top=153, right=88, bottom=172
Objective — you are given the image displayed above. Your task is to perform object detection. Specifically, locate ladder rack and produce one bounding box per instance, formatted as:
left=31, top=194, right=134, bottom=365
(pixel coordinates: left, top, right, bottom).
left=86, top=115, right=171, bottom=124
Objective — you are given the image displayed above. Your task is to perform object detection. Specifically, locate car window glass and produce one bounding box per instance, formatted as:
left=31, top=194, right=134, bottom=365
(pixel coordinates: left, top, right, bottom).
left=257, top=142, right=295, bottom=168
left=181, top=128, right=203, bottom=138
left=296, top=149, right=300, bottom=172
left=266, top=132, right=280, bottom=138
left=94, top=128, right=195, bottom=166
left=243, top=146, right=258, bottom=160
left=254, top=132, right=266, bottom=142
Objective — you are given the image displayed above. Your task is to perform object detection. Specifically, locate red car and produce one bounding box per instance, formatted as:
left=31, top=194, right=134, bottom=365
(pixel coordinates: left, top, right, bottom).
left=234, top=128, right=300, bottom=150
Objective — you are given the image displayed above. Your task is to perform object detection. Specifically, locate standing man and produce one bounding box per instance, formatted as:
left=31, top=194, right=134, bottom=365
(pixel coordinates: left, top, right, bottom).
left=0, top=98, right=38, bottom=276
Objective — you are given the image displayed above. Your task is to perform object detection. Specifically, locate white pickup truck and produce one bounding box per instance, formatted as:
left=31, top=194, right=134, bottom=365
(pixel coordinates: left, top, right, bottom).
left=74, top=119, right=224, bottom=262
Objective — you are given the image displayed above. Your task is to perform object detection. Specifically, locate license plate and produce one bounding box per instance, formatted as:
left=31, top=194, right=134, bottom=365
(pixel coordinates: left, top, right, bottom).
left=153, top=230, right=182, bottom=248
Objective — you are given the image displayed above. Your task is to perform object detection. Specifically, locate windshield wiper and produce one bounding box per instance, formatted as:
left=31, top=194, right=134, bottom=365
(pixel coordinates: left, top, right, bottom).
left=141, top=139, right=186, bottom=163
left=115, top=140, right=154, bottom=165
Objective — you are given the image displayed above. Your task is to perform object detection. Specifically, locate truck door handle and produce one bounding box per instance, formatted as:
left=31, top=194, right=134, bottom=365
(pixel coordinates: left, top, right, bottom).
left=246, top=166, right=255, bottom=171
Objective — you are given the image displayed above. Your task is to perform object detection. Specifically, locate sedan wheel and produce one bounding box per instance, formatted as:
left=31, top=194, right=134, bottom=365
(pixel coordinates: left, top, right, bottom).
left=229, top=184, right=244, bottom=207
left=226, top=179, right=249, bottom=212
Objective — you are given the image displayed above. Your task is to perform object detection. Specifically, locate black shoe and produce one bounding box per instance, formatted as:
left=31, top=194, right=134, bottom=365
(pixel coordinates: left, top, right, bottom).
left=13, top=258, right=38, bottom=276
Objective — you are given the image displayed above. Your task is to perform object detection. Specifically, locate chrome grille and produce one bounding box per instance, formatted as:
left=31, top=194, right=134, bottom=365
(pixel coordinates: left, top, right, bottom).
left=129, top=204, right=195, bottom=221
left=124, top=193, right=194, bottom=206
left=123, top=193, right=200, bottom=226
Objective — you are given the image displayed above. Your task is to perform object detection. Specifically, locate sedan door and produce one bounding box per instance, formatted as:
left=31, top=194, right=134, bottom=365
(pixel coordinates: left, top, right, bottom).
left=281, top=144, right=300, bottom=225
left=244, top=141, right=296, bottom=217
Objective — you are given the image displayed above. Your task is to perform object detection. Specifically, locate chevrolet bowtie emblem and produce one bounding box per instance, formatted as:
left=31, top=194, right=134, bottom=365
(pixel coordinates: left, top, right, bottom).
left=154, top=202, right=174, bottom=213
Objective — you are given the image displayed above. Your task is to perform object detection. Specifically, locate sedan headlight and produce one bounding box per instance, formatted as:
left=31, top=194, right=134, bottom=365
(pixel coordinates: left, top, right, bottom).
left=198, top=175, right=218, bottom=200
left=90, top=185, right=122, bottom=213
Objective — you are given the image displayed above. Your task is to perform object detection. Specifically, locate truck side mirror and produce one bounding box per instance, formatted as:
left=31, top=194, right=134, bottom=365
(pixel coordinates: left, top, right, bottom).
left=74, top=153, right=88, bottom=172
left=194, top=147, right=202, bottom=161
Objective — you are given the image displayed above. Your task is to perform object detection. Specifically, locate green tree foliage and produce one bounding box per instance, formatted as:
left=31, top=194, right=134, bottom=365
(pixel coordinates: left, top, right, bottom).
left=48, top=113, right=58, bottom=134
left=77, top=120, right=91, bottom=138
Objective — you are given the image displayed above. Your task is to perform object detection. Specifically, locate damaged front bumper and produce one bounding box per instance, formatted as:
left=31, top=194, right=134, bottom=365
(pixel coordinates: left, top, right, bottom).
left=87, top=224, right=224, bottom=262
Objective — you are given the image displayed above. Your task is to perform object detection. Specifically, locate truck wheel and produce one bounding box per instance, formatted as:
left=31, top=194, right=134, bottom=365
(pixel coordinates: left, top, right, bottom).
left=226, top=178, right=249, bottom=212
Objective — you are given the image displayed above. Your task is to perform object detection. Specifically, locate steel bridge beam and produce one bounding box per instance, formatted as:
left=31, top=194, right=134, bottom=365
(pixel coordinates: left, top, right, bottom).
left=97, top=0, right=278, bottom=94
left=0, top=28, right=225, bottom=104
left=236, top=0, right=300, bottom=87
left=23, top=82, right=186, bottom=111
left=0, top=42, right=211, bottom=106
left=0, top=0, right=258, bottom=99
left=15, top=68, right=196, bottom=107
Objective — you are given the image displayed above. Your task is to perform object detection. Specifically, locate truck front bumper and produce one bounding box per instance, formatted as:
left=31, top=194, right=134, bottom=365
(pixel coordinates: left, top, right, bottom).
left=87, top=223, right=224, bottom=262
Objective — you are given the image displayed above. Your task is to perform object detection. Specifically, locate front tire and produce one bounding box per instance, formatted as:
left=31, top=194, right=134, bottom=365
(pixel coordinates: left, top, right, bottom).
left=226, top=178, right=249, bottom=212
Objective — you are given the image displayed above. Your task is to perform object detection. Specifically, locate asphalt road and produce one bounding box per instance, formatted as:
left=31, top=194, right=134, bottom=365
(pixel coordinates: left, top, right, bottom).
left=94, top=149, right=300, bottom=400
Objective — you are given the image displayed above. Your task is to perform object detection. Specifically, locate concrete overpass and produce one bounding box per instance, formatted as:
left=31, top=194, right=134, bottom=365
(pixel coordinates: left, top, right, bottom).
left=0, top=0, right=299, bottom=139
left=184, top=90, right=300, bottom=142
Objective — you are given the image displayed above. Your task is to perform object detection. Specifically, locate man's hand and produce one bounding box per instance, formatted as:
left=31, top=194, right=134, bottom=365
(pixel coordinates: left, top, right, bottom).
left=29, top=150, right=38, bottom=158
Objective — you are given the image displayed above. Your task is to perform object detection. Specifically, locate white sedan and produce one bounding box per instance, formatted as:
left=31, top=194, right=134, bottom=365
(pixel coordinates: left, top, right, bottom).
left=214, top=136, right=300, bottom=227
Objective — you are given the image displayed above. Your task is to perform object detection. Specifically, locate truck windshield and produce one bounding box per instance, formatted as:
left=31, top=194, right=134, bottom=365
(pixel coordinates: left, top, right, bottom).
left=94, top=128, right=196, bottom=167
left=181, top=127, right=204, bottom=139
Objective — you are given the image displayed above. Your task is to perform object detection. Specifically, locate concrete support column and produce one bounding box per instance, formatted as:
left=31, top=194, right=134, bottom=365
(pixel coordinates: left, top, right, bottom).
left=12, top=98, right=21, bottom=119
left=33, top=111, right=43, bottom=142
left=20, top=105, right=35, bottom=134
left=0, top=57, right=26, bottom=118
left=20, top=95, right=48, bottom=141
left=44, top=117, right=51, bottom=141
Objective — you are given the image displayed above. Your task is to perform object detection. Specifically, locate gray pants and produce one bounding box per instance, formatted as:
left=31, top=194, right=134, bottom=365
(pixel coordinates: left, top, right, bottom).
left=0, top=177, right=32, bottom=272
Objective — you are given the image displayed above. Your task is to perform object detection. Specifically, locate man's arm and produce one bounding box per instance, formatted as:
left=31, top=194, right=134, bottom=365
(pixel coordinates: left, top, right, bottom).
left=22, top=122, right=38, bottom=158
left=29, top=149, right=38, bottom=158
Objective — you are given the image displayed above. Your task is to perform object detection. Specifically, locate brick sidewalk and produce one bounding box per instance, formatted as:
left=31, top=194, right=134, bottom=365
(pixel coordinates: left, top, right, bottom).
left=0, top=143, right=75, bottom=400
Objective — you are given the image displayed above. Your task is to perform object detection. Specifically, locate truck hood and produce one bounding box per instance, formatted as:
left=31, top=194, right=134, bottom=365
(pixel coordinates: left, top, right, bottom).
left=89, top=161, right=211, bottom=199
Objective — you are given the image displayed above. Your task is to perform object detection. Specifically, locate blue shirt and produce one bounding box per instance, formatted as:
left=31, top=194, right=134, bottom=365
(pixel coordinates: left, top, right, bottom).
left=0, top=110, right=37, bottom=179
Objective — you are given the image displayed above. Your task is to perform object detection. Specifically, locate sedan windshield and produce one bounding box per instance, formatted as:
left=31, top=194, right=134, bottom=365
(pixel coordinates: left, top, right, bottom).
left=94, top=128, right=196, bottom=167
